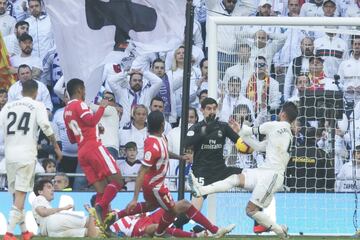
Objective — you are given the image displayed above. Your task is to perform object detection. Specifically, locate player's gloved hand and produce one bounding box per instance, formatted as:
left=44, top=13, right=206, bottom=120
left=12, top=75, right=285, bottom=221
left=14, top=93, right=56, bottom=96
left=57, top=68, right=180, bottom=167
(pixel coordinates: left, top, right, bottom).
left=205, top=115, right=220, bottom=134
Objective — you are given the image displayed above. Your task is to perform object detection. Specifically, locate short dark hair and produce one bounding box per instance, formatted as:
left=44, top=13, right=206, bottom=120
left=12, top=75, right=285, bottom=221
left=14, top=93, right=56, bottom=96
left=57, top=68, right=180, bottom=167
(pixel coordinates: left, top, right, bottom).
left=66, top=78, right=84, bottom=97
left=201, top=97, right=218, bottom=109
left=228, top=76, right=241, bottom=84
left=198, top=89, right=208, bottom=98
left=282, top=101, right=298, bottom=123
left=28, top=0, right=41, bottom=5
left=255, top=55, right=267, bottom=63
left=18, top=64, right=32, bottom=75
left=34, top=178, right=52, bottom=196
left=129, top=72, right=143, bottom=81
left=22, top=79, right=38, bottom=95
left=0, top=88, right=7, bottom=95
left=199, top=57, right=208, bottom=69
left=18, top=33, right=32, bottom=42
left=41, top=158, right=56, bottom=171
left=295, top=73, right=310, bottom=85
left=152, top=58, right=165, bottom=68
left=150, top=96, right=164, bottom=106
left=189, top=107, right=199, bottom=123
left=147, top=110, right=164, bottom=134
left=15, top=21, right=29, bottom=29
left=125, top=141, right=137, bottom=150
left=238, top=43, right=251, bottom=51
left=355, top=145, right=360, bottom=152
left=232, top=104, right=252, bottom=122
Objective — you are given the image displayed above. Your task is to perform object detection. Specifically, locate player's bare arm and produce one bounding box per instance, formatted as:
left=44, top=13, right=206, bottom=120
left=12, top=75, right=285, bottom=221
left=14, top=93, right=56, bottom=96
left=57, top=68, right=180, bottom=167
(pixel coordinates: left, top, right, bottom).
left=35, top=204, right=73, bottom=217
left=126, top=164, right=150, bottom=213
left=47, top=134, right=63, bottom=161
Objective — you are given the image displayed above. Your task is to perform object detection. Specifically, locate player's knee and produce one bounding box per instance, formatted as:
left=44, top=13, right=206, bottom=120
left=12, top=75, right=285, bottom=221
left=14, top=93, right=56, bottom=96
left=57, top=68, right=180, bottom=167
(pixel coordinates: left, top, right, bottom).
left=174, top=199, right=191, bottom=214
left=246, top=202, right=260, bottom=217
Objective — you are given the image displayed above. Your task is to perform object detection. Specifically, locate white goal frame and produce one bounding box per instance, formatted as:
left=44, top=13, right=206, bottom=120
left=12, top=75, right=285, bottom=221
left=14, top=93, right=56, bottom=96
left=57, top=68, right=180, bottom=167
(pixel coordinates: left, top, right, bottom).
left=206, top=16, right=360, bottom=227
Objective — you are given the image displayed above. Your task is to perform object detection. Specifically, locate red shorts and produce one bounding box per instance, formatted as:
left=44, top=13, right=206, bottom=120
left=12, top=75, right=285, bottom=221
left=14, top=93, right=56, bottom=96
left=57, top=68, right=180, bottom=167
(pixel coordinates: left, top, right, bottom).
left=78, top=143, right=120, bottom=184
left=143, top=184, right=175, bottom=211
left=131, top=209, right=165, bottom=237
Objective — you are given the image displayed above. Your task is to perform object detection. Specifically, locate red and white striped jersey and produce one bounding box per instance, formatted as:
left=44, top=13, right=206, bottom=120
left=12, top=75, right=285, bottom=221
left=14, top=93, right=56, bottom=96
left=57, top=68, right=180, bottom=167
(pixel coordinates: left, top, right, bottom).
left=142, top=135, right=169, bottom=188
left=112, top=215, right=139, bottom=237
left=64, top=99, right=104, bottom=148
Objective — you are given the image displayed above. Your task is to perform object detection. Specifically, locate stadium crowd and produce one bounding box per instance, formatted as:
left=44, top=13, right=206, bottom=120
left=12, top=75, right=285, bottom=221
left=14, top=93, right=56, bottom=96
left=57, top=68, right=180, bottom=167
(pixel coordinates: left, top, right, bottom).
left=0, top=0, right=359, bottom=206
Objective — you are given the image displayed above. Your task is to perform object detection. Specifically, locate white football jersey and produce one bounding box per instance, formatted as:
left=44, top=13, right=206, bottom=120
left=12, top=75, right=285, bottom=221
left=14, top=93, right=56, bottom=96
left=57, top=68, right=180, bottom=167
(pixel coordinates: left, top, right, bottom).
left=0, top=97, right=54, bottom=163
left=258, top=121, right=293, bottom=173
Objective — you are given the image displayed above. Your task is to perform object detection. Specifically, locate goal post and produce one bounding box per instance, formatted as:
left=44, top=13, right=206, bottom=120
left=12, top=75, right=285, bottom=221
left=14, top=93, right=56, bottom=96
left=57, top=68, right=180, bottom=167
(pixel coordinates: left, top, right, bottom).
left=206, top=16, right=360, bottom=235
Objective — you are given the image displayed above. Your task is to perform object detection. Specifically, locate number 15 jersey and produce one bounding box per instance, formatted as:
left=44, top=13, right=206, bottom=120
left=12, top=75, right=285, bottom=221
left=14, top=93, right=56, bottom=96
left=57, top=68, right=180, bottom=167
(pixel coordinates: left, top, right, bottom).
left=0, top=97, right=54, bottom=163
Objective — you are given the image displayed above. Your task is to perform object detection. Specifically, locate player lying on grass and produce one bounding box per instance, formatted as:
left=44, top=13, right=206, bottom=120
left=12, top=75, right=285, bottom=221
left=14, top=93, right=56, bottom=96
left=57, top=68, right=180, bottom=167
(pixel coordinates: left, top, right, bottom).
left=100, top=208, right=208, bottom=238
left=189, top=101, right=299, bottom=239
left=32, top=178, right=100, bottom=237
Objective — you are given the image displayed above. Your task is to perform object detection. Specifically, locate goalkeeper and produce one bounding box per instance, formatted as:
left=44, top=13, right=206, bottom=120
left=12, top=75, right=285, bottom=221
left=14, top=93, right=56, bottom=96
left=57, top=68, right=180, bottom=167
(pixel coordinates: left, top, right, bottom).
left=174, top=97, right=243, bottom=229
left=189, top=101, right=298, bottom=239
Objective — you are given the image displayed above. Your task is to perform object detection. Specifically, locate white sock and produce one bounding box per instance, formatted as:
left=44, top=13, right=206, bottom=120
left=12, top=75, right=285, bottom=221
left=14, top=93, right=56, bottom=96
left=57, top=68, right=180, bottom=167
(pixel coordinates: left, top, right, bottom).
left=251, top=211, right=283, bottom=235
left=7, top=206, right=23, bottom=233
left=199, top=174, right=240, bottom=195
left=19, top=210, right=27, bottom=233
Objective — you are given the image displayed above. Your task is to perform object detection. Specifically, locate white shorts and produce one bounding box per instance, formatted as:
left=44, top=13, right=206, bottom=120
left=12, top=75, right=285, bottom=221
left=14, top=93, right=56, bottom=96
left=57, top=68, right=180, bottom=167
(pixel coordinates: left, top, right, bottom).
left=242, top=168, right=284, bottom=208
left=6, top=161, right=36, bottom=193
left=43, top=212, right=87, bottom=237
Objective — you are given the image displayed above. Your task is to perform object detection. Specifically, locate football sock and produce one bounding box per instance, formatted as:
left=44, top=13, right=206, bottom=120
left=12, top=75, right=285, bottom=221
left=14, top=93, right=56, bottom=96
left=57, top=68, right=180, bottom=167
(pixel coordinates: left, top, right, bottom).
left=166, top=227, right=195, bottom=238
left=198, top=174, right=240, bottom=196
left=19, top=209, right=27, bottom=233
left=98, top=181, right=123, bottom=210
left=251, top=211, right=283, bottom=235
left=7, top=205, right=23, bottom=233
left=185, top=205, right=218, bottom=234
left=95, top=192, right=103, bottom=206
left=155, top=211, right=176, bottom=236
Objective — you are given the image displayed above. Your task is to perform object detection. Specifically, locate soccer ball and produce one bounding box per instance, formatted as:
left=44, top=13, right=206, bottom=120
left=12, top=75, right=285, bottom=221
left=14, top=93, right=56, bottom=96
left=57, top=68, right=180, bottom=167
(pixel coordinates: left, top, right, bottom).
left=236, top=138, right=254, bottom=154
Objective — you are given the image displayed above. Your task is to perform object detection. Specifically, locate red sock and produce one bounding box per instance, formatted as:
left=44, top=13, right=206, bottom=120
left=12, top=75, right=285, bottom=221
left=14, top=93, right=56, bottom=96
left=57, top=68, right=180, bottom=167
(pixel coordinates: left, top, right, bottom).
left=95, top=193, right=103, bottom=206
left=116, top=202, right=150, bottom=219
left=185, top=205, right=218, bottom=234
left=155, top=211, right=176, bottom=235
left=166, top=227, right=195, bottom=238
left=98, top=181, right=122, bottom=210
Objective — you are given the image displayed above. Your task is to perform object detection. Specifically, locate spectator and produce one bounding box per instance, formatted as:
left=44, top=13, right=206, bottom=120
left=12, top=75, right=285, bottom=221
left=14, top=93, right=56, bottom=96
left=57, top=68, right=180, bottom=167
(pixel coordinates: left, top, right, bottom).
left=284, top=36, right=315, bottom=100
left=53, top=172, right=71, bottom=191
left=41, top=158, right=56, bottom=173
left=152, top=58, right=182, bottom=125
left=245, top=56, right=281, bottom=120
left=196, top=57, right=208, bottom=93
left=314, top=30, right=348, bottom=78
left=117, top=141, right=141, bottom=191
left=288, top=74, right=311, bottom=103
left=32, top=179, right=99, bottom=237
left=107, top=68, right=162, bottom=126
left=300, top=0, right=325, bottom=16
left=238, top=30, right=287, bottom=74
left=149, top=96, right=172, bottom=135
left=25, top=0, right=55, bottom=60
left=345, top=0, right=360, bottom=18
left=223, top=44, right=253, bottom=96
left=119, top=104, right=148, bottom=161
left=10, top=33, right=43, bottom=80
left=0, top=0, right=16, bottom=36
left=167, top=107, right=199, bottom=191
left=4, top=20, right=29, bottom=57
left=307, top=56, right=338, bottom=91
left=167, top=46, right=199, bottom=122
left=0, top=88, right=8, bottom=109
left=335, top=145, right=360, bottom=192
left=194, top=89, right=208, bottom=122
left=206, top=0, right=256, bottom=77
left=8, top=0, right=29, bottom=21
left=273, top=0, right=305, bottom=79
left=219, top=76, right=254, bottom=123
left=51, top=92, right=78, bottom=188
left=8, top=64, right=53, bottom=113
left=338, top=35, right=360, bottom=105
left=91, top=90, right=120, bottom=160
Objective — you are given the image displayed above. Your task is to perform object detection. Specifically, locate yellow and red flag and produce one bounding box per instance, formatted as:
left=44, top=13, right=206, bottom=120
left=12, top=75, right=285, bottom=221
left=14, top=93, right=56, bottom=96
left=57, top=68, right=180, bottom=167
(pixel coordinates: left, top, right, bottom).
left=0, top=32, right=16, bottom=90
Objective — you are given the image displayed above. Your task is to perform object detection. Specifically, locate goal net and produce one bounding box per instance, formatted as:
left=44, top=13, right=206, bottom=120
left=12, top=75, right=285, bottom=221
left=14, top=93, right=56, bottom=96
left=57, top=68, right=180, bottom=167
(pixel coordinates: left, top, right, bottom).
left=207, top=16, right=360, bottom=236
